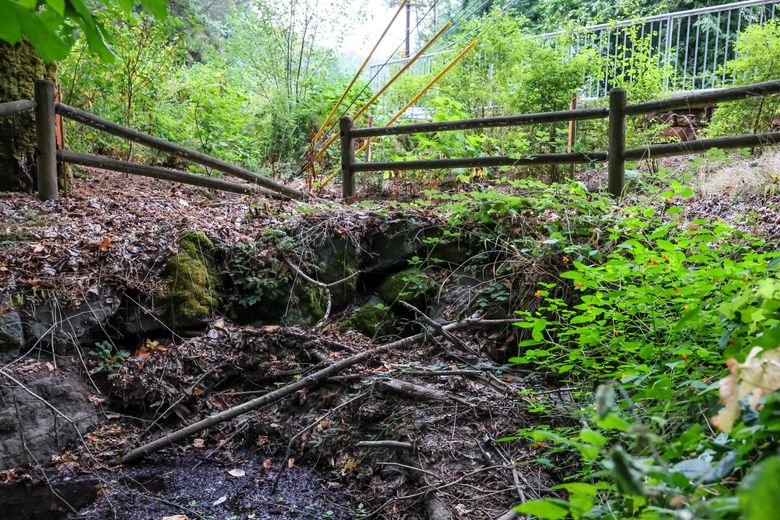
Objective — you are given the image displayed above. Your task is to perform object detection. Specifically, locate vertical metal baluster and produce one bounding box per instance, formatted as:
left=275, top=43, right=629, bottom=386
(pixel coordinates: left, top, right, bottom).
left=734, top=7, right=742, bottom=85
left=613, top=29, right=620, bottom=88
left=621, top=26, right=628, bottom=78
left=597, top=29, right=606, bottom=98
left=657, top=20, right=664, bottom=67
left=603, top=28, right=611, bottom=94
left=664, top=16, right=674, bottom=90
left=712, top=11, right=721, bottom=89
left=674, top=15, right=682, bottom=89
left=723, top=10, right=731, bottom=84
left=683, top=14, right=691, bottom=89
left=702, top=13, right=710, bottom=90
left=692, top=14, right=700, bottom=90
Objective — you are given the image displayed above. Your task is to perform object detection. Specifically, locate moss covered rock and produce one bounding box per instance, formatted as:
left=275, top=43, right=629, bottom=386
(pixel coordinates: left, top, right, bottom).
left=313, top=236, right=360, bottom=309
left=339, top=298, right=395, bottom=337
left=160, top=231, right=221, bottom=327
left=378, top=268, right=435, bottom=309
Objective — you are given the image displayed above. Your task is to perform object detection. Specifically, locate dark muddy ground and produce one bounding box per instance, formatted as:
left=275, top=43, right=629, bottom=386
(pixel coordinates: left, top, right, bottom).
left=73, top=451, right=357, bottom=520
left=4, top=450, right=356, bottom=520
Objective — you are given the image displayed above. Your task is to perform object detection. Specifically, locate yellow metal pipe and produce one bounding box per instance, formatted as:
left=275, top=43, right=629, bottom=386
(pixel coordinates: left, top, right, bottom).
left=306, top=0, right=408, bottom=157
left=312, top=21, right=453, bottom=163
left=354, top=39, right=478, bottom=157
left=318, top=40, right=478, bottom=189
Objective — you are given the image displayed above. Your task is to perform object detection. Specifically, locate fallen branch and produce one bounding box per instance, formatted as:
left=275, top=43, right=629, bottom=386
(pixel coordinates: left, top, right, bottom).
left=378, top=378, right=475, bottom=408
left=356, top=440, right=414, bottom=450
left=117, top=318, right=513, bottom=465
left=399, top=301, right=479, bottom=357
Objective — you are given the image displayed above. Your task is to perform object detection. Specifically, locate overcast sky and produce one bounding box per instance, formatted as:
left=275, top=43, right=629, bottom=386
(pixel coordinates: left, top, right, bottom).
left=340, top=2, right=418, bottom=65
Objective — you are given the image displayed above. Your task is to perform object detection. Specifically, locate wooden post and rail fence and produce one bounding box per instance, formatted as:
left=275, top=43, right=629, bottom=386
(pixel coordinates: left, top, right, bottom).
left=1, top=79, right=780, bottom=202
left=0, top=80, right=305, bottom=201
left=340, top=78, right=780, bottom=199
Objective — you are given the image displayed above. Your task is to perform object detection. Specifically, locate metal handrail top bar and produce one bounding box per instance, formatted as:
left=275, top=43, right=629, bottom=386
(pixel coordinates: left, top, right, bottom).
left=539, top=0, right=777, bottom=37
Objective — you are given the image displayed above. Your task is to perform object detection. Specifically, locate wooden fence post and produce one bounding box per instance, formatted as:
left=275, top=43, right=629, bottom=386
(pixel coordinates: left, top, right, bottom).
left=608, top=88, right=626, bottom=198
left=34, top=80, right=58, bottom=201
left=340, top=116, right=355, bottom=200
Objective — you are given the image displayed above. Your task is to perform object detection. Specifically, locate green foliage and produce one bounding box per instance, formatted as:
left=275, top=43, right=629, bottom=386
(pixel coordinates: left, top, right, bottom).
left=708, top=20, right=780, bottom=137
left=60, top=6, right=187, bottom=159
left=378, top=268, right=436, bottom=308
left=88, top=340, right=130, bottom=374
left=501, top=182, right=780, bottom=518
left=0, top=0, right=167, bottom=62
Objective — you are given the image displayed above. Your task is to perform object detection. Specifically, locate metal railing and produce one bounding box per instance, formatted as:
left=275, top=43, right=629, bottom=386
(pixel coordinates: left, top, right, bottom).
left=338, top=79, right=780, bottom=199
left=368, top=0, right=780, bottom=99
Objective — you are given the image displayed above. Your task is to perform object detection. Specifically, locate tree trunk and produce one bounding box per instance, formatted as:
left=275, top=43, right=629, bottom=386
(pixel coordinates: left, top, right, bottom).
left=0, top=41, right=59, bottom=192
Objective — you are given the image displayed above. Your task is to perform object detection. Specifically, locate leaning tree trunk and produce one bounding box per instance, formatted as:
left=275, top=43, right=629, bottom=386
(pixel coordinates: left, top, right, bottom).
left=0, top=41, right=62, bottom=193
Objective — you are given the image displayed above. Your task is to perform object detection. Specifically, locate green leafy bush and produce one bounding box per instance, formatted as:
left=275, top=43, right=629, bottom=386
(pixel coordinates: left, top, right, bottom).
left=503, top=184, right=780, bottom=519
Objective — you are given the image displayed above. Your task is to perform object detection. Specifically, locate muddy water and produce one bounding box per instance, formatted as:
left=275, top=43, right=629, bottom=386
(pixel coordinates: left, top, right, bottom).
left=5, top=452, right=358, bottom=520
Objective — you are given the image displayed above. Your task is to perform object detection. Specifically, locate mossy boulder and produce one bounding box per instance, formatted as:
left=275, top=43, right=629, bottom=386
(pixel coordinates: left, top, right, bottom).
left=160, top=231, right=221, bottom=327
left=378, top=268, right=435, bottom=309
left=312, top=236, right=360, bottom=309
left=279, top=284, right=326, bottom=327
left=339, top=298, right=395, bottom=338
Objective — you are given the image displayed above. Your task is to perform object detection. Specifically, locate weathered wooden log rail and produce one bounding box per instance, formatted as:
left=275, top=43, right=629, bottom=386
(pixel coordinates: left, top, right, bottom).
left=0, top=80, right=304, bottom=201
left=339, top=78, right=780, bottom=199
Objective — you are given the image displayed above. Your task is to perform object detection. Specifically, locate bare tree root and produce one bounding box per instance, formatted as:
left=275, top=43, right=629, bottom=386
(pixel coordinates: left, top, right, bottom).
left=117, top=318, right=515, bottom=465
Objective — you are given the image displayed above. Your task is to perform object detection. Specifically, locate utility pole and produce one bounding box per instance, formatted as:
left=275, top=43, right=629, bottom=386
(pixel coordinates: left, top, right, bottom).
left=405, top=1, right=411, bottom=58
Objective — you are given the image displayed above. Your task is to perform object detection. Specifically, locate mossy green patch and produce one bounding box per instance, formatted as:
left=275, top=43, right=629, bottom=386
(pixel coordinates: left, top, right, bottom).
left=160, top=231, right=221, bottom=326
left=378, top=268, right=435, bottom=309
left=339, top=301, right=394, bottom=337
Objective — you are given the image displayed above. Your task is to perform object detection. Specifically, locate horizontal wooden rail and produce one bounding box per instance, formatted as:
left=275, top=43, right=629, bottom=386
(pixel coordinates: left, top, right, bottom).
left=624, top=130, right=780, bottom=160
left=349, top=107, right=610, bottom=138
left=0, top=99, right=35, bottom=118
left=351, top=152, right=607, bottom=173
left=625, top=79, right=780, bottom=115
left=56, top=103, right=304, bottom=200
left=57, top=150, right=283, bottom=197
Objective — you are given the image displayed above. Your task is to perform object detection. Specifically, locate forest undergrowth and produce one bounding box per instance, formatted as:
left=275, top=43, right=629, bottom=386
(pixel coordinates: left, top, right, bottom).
left=2, top=148, right=779, bottom=519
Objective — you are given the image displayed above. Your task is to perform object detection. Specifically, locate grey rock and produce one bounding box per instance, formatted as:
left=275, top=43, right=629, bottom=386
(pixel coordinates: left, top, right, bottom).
left=0, top=370, right=100, bottom=471
left=0, top=310, right=24, bottom=362
left=25, top=291, right=120, bottom=347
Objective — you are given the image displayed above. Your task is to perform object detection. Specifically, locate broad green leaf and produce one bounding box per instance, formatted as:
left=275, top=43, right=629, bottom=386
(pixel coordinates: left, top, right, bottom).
left=17, top=11, right=69, bottom=62
left=44, top=0, right=65, bottom=16
left=139, top=0, right=168, bottom=19
left=738, top=455, right=780, bottom=520
left=514, top=499, right=569, bottom=519
left=0, top=1, right=22, bottom=43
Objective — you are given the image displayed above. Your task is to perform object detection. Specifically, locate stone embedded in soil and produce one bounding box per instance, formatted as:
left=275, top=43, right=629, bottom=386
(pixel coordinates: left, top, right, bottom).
left=0, top=368, right=100, bottom=471
left=24, top=290, right=119, bottom=348
left=0, top=309, right=24, bottom=362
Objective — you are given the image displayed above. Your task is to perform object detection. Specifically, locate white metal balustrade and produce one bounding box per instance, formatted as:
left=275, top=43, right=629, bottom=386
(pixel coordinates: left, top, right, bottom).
left=367, top=0, right=780, bottom=100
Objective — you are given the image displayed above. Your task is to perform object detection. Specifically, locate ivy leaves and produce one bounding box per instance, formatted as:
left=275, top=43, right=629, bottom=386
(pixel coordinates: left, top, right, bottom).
left=0, top=0, right=168, bottom=62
